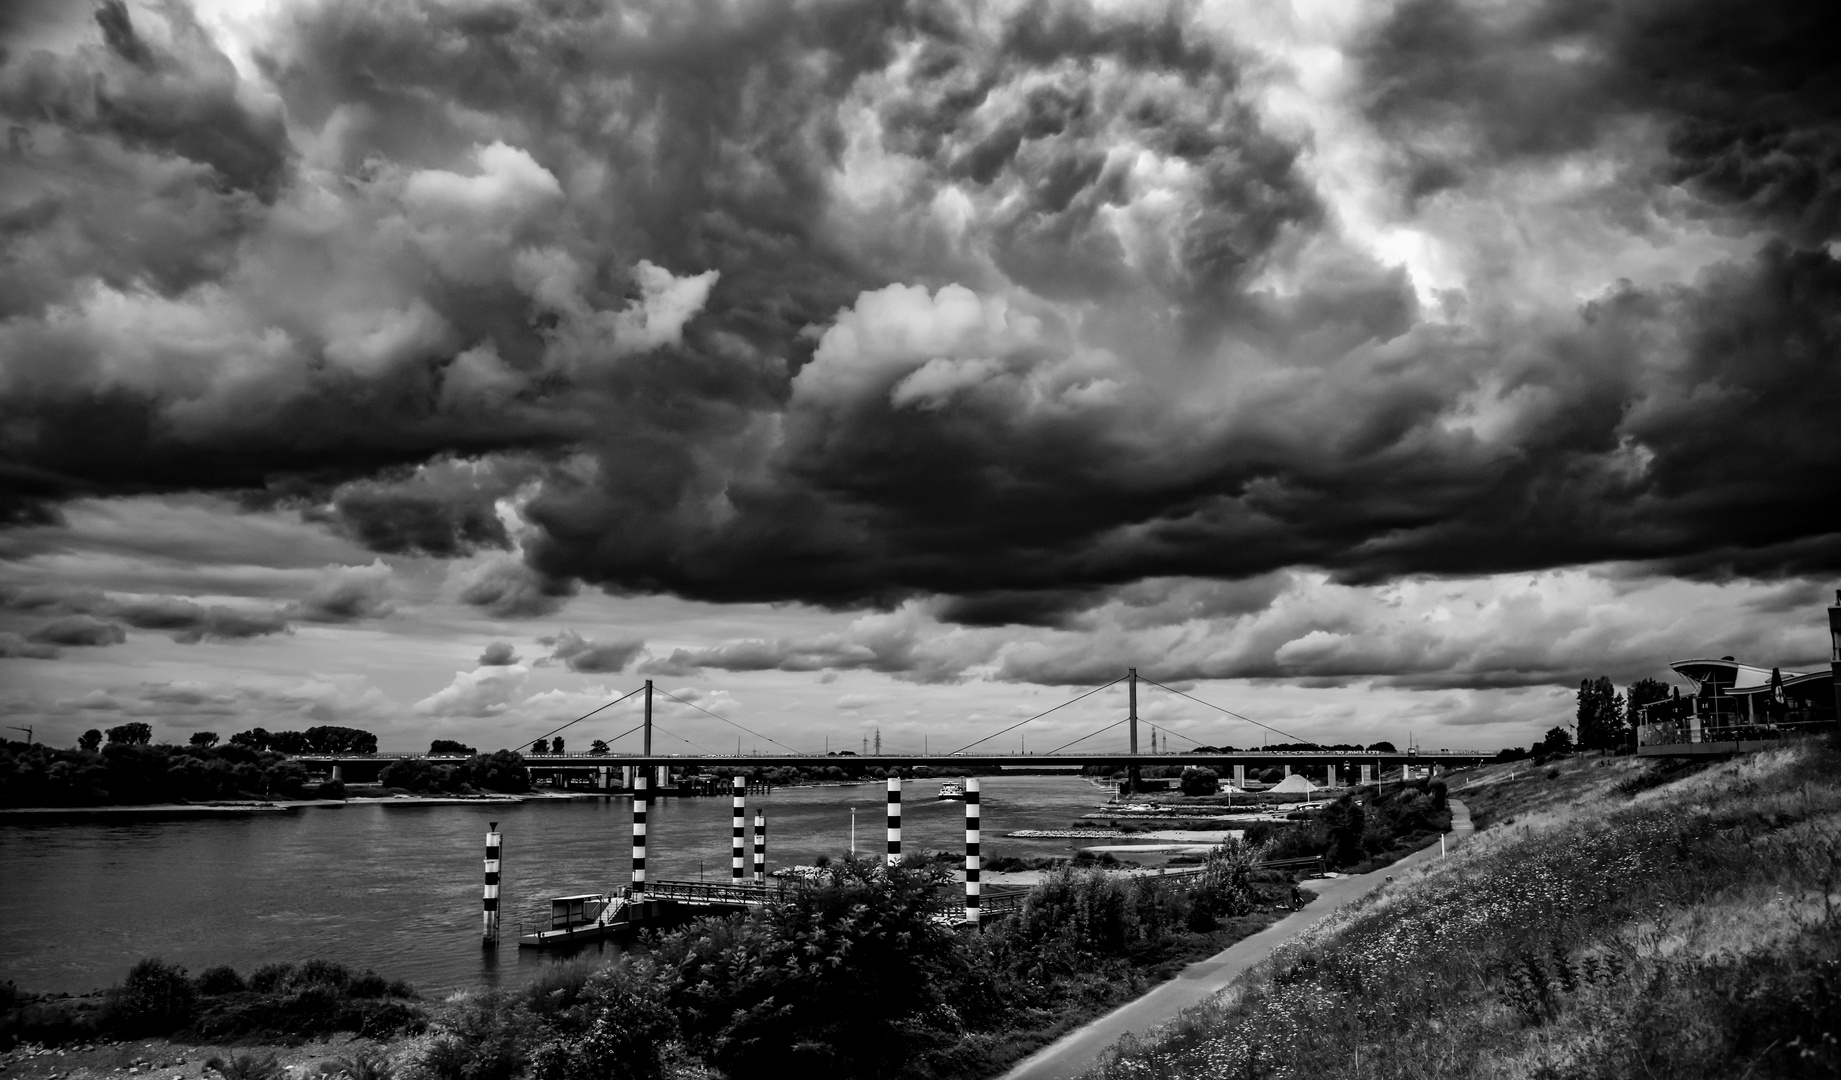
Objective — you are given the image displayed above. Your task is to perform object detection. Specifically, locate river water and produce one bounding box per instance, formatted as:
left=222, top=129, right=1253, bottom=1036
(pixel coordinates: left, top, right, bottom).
left=1, top=775, right=1120, bottom=995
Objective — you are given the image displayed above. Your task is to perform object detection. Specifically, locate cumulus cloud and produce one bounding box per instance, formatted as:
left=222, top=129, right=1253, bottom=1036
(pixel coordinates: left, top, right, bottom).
left=290, top=562, right=396, bottom=623
left=28, top=615, right=128, bottom=647
left=414, top=665, right=529, bottom=717
left=477, top=641, right=521, bottom=666
left=0, top=632, right=62, bottom=659
left=0, top=580, right=292, bottom=645
left=0, top=0, right=1835, bottom=658
left=540, top=629, right=646, bottom=674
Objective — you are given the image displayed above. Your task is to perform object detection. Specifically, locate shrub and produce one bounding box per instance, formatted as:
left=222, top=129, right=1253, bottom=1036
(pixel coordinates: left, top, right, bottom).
left=102, top=958, right=195, bottom=1035
left=195, top=965, right=246, bottom=995
left=418, top=992, right=529, bottom=1080
left=528, top=964, right=677, bottom=1080
left=323, top=1048, right=392, bottom=1080
left=204, top=1053, right=282, bottom=1080
left=248, top=963, right=294, bottom=993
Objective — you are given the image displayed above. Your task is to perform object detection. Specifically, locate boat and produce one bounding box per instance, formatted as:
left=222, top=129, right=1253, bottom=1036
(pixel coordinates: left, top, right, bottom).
left=937, top=780, right=966, bottom=800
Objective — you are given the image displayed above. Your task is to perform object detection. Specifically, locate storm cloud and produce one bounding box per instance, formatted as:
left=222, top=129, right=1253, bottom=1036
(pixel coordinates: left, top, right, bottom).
left=1, top=0, right=1836, bottom=635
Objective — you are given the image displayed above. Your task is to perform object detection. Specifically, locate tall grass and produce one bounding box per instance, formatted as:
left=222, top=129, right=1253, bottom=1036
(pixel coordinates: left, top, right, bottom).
left=1093, top=741, right=1841, bottom=1079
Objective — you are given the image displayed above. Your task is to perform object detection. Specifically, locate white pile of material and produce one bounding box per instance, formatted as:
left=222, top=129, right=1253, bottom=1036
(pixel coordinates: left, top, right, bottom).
left=1267, top=773, right=1320, bottom=794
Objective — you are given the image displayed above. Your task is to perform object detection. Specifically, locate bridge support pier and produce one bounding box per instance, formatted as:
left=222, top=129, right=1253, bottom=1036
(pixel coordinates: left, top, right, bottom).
left=965, top=777, right=980, bottom=928
left=1360, top=762, right=1374, bottom=786
left=482, top=821, right=501, bottom=948
left=1233, top=764, right=1246, bottom=790
left=886, top=776, right=902, bottom=868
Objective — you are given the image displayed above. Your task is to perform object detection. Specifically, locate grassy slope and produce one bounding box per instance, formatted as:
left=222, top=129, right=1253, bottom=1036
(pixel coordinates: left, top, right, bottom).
left=1092, top=740, right=1841, bottom=1080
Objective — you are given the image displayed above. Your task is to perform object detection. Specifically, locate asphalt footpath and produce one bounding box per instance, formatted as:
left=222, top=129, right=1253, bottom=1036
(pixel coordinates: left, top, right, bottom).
left=1000, top=798, right=1475, bottom=1080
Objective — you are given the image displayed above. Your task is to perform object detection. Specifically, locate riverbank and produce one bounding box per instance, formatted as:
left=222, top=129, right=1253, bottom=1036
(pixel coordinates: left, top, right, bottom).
left=1090, top=741, right=1841, bottom=1079
left=999, top=801, right=1471, bottom=1080
left=0, top=791, right=585, bottom=820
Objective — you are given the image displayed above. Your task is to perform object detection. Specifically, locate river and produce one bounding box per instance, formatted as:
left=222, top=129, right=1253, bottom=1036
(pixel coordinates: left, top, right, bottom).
left=0, top=774, right=1122, bottom=995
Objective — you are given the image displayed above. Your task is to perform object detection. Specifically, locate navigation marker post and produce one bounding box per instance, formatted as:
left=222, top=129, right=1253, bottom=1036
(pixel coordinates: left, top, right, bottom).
left=632, top=774, right=648, bottom=900
left=965, top=778, right=981, bottom=927
left=482, top=821, right=501, bottom=948
left=753, top=810, right=766, bottom=883
left=886, top=776, right=902, bottom=868
left=732, top=775, right=747, bottom=882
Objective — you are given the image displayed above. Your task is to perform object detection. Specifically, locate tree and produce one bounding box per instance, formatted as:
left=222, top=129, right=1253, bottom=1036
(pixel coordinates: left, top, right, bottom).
left=1538, top=726, right=1574, bottom=756
left=430, top=739, right=476, bottom=755
left=106, top=723, right=153, bottom=746
left=188, top=731, right=220, bottom=749
left=228, top=728, right=271, bottom=751
left=300, top=726, right=377, bottom=754
left=1366, top=741, right=1397, bottom=753
left=590, top=740, right=610, bottom=754
left=1179, top=766, right=1219, bottom=796
left=1321, top=795, right=1366, bottom=867
left=532, top=738, right=550, bottom=754
left=1625, top=677, right=1672, bottom=734
left=458, top=751, right=529, bottom=793
left=78, top=729, right=102, bottom=753
left=1574, top=676, right=1625, bottom=752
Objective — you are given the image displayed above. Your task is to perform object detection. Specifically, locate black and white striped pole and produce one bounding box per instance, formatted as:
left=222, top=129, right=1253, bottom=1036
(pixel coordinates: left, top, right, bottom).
left=482, top=821, right=501, bottom=947
left=731, top=776, right=747, bottom=882
left=631, top=774, right=647, bottom=900
left=885, top=775, right=902, bottom=868
left=964, top=778, right=981, bottom=927
left=753, top=810, right=766, bottom=883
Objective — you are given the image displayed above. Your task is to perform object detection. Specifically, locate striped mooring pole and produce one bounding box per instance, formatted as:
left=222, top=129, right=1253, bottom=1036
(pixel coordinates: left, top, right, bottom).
left=482, top=821, right=502, bottom=947
left=731, top=776, right=747, bottom=881
left=886, top=775, right=902, bottom=867
left=964, top=778, right=981, bottom=927
left=632, top=773, right=648, bottom=899
left=753, top=810, right=766, bottom=883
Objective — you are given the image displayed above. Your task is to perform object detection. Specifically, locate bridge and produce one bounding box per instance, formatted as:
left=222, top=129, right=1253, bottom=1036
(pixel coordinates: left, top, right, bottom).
left=297, top=669, right=1489, bottom=786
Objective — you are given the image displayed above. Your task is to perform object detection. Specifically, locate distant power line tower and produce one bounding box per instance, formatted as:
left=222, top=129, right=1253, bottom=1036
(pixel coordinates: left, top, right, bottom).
left=862, top=734, right=868, bottom=755
left=874, top=729, right=882, bottom=755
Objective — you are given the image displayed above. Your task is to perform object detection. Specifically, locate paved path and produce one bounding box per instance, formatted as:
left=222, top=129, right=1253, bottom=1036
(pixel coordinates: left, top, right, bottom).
left=1000, top=799, right=1474, bottom=1080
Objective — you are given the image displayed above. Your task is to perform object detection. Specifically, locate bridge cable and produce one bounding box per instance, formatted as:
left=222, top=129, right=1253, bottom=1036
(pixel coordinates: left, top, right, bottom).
left=652, top=687, right=804, bottom=755
left=645, top=717, right=713, bottom=755
left=947, top=674, right=1129, bottom=755
left=527, top=685, right=646, bottom=748
left=1137, top=676, right=1308, bottom=744
left=1043, top=716, right=1131, bottom=756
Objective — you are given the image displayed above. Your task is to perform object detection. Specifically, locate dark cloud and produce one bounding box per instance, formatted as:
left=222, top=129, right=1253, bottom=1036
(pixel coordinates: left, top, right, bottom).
left=539, top=629, right=645, bottom=674
left=0, top=0, right=1836, bottom=632
left=290, top=563, right=395, bottom=623
left=457, top=558, right=578, bottom=619
left=1, top=582, right=291, bottom=643
left=28, top=614, right=127, bottom=647
left=0, top=631, right=61, bottom=659
left=477, top=640, right=521, bottom=666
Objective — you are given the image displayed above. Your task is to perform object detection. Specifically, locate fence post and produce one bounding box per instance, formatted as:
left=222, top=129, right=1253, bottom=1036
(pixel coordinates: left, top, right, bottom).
left=632, top=774, right=647, bottom=900
left=886, top=775, right=902, bottom=868
left=482, top=821, right=501, bottom=947
left=965, top=778, right=980, bottom=927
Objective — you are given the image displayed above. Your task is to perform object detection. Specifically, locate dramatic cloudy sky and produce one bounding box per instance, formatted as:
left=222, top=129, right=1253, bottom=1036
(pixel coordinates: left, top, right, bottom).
left=2, top=0, right=1836, bottom=755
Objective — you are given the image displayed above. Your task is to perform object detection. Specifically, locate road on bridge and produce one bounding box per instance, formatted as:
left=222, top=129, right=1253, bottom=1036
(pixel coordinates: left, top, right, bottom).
left=1000, top=799, right=1475, bottom=1080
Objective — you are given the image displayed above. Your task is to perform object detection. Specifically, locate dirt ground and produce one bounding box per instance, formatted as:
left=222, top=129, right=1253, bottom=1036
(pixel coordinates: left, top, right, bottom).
left=0, top=1035, right=430, bottom=1080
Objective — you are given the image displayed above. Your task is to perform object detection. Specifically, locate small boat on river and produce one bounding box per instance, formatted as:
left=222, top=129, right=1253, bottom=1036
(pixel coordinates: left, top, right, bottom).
left=937, top=780, right=966, bottom=800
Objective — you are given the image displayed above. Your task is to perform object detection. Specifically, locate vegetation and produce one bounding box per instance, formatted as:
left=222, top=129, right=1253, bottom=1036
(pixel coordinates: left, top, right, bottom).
left=1095, top=738, right=1841, bottom=1080
left=0, top=959, right=421, bottom=1049
left=377, top=750, right=529, bottom=794
left=413, top=843, right=1296, bottom=1080
left=0, top=739, right=344, bottom=807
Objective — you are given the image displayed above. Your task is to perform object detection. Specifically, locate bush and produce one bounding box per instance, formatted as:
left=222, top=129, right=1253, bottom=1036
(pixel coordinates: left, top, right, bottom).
left=195, top=965, right=246, bottom=995
left=102, top=958, right=195, bottom=1035
left=418, top=992, right=529, bottom=1080
left=528, top=963, right=677, bottom=1080
left=204, top=1054, right=282, bottom=1080
left=1179, top=767, right=1219, bottom=796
